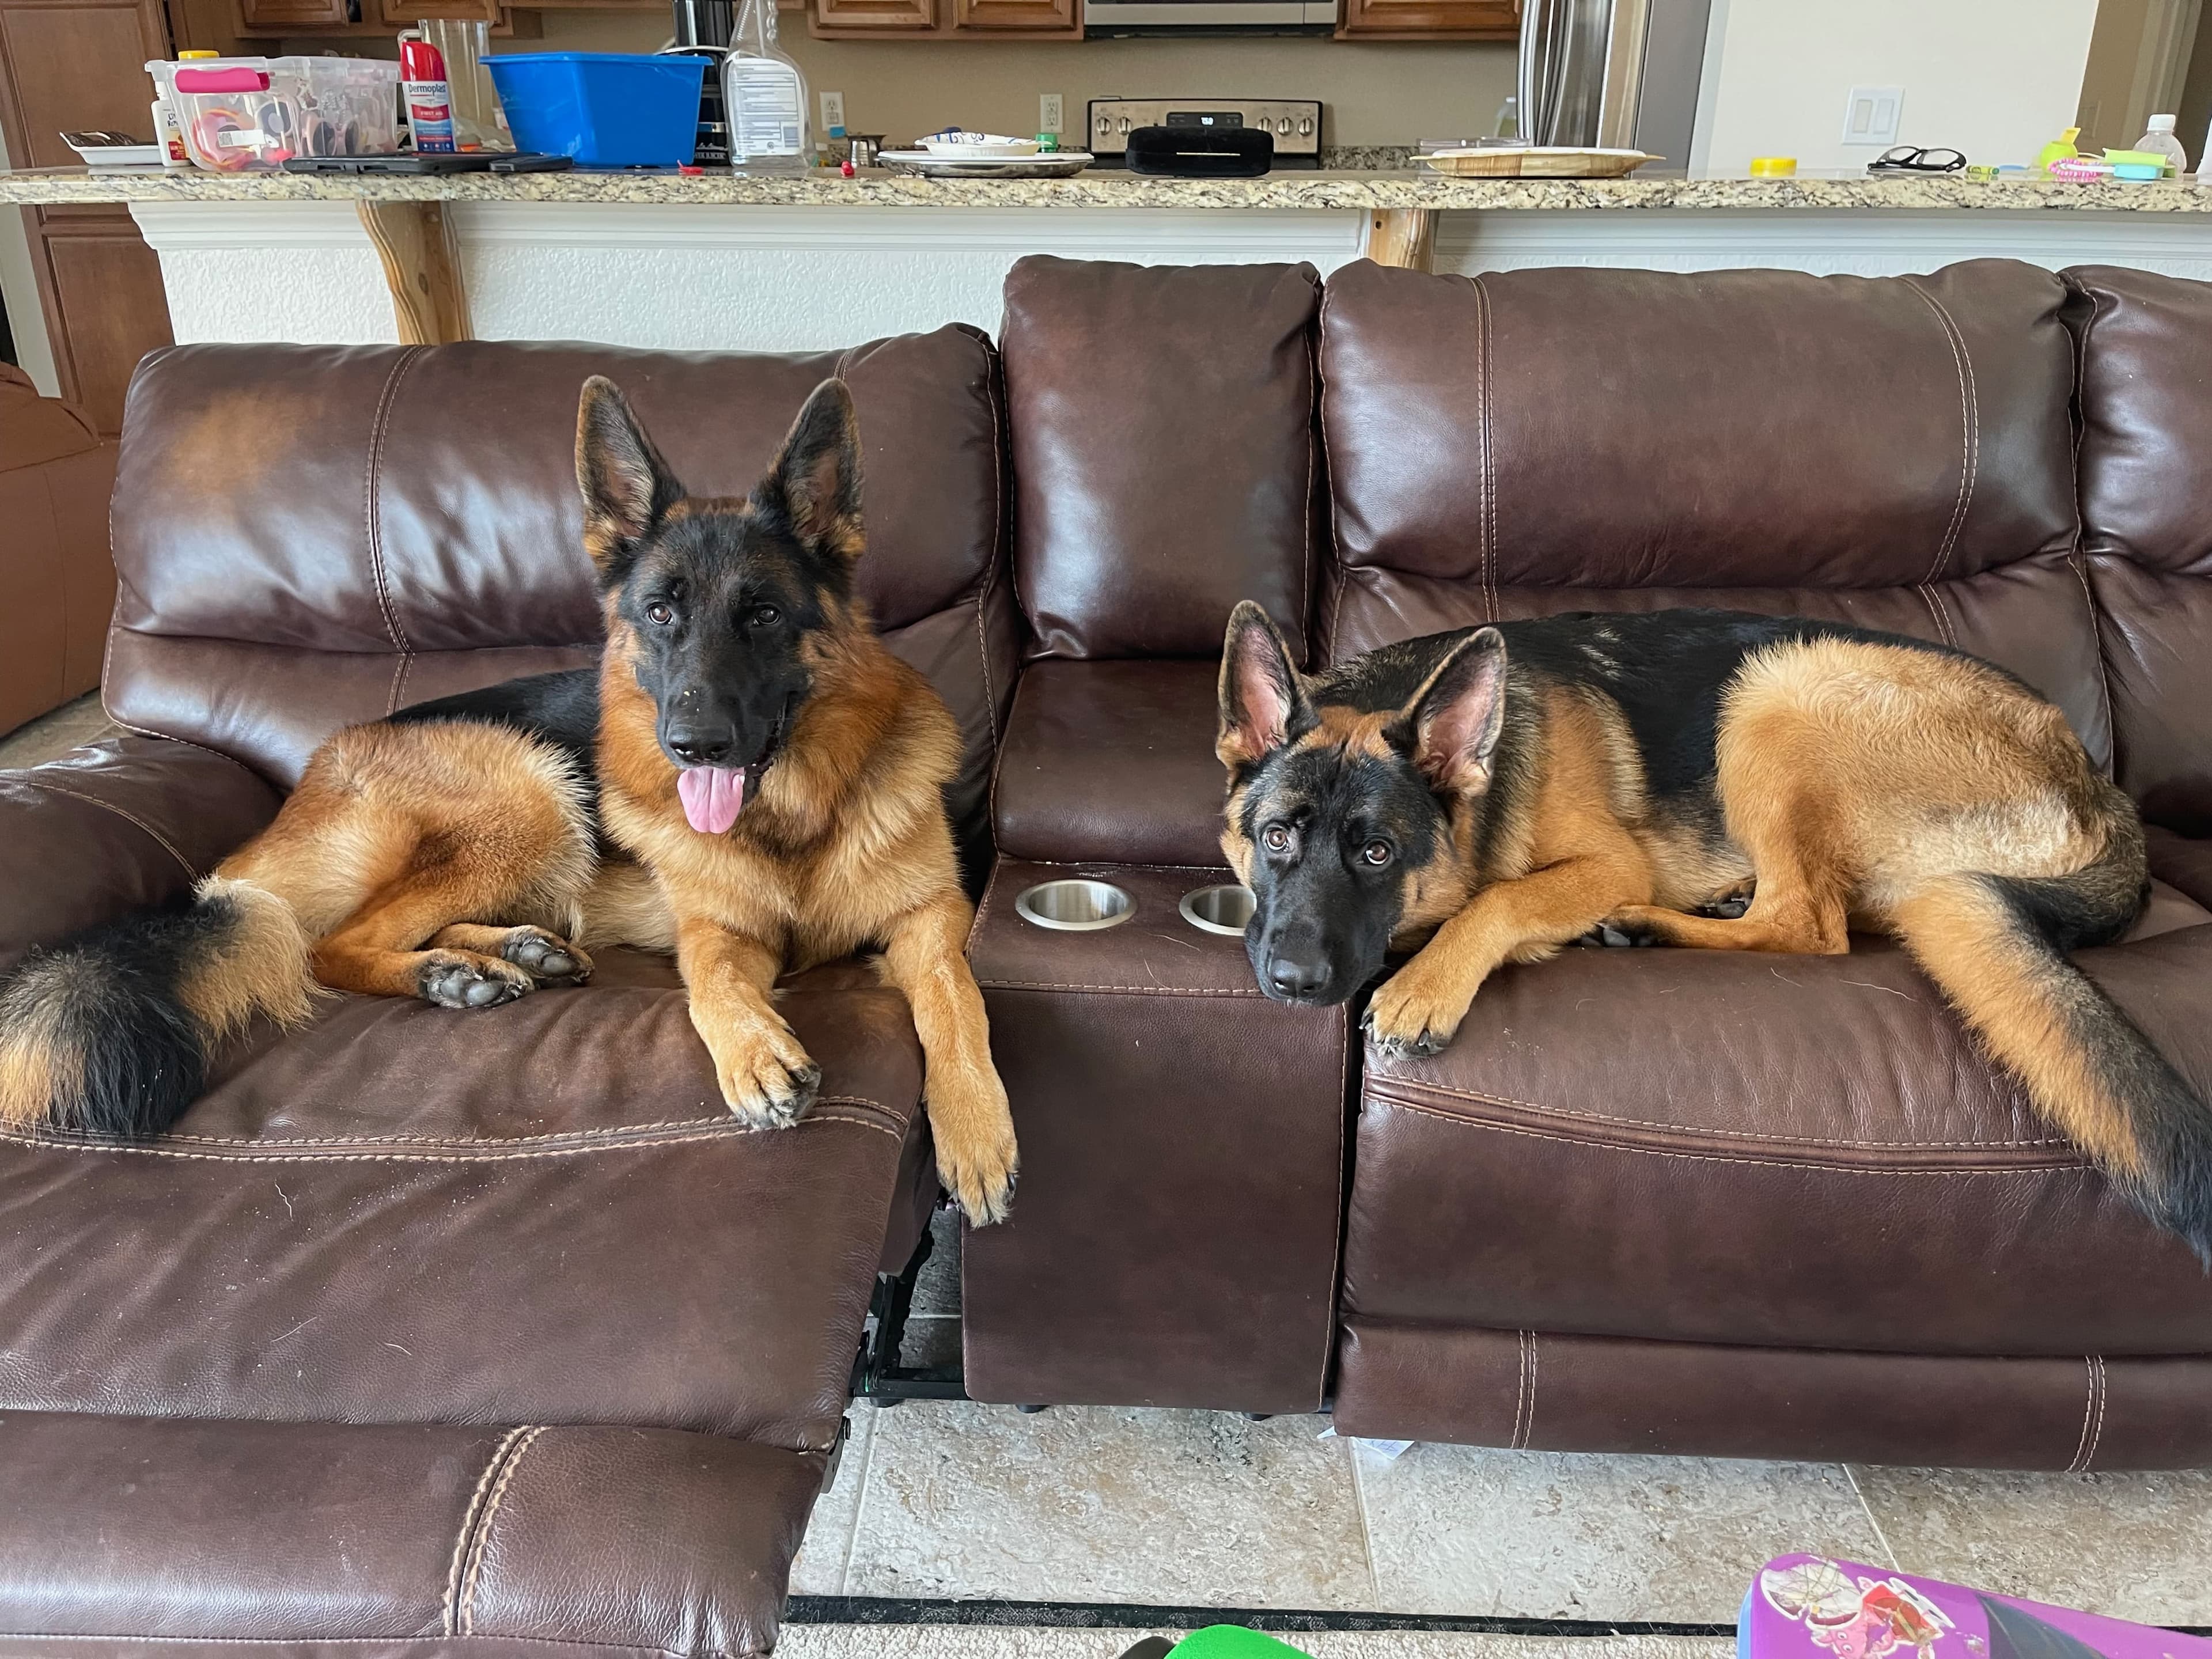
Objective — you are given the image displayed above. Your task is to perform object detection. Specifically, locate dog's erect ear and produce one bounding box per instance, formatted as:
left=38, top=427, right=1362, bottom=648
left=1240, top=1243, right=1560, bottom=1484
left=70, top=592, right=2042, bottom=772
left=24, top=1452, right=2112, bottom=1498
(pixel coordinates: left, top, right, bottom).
left=1217, top=600, right=1310, bottom=771
left=756, top=378, right=862, bottom=560
left=577, top=377, right=685, bottom=579
left=1394, top=626, right=1509, bottom=794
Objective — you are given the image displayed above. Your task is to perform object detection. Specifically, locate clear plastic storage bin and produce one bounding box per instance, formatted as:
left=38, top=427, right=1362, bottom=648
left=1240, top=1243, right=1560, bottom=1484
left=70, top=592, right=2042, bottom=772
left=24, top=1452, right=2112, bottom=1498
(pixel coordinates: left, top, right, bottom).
left=149, top=56, right=402, bottom=173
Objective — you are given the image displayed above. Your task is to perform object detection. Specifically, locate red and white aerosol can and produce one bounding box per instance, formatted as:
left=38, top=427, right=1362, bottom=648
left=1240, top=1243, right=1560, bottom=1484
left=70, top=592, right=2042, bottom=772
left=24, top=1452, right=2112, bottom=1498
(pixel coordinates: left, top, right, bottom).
left=399, top=31, right=456, bottom=153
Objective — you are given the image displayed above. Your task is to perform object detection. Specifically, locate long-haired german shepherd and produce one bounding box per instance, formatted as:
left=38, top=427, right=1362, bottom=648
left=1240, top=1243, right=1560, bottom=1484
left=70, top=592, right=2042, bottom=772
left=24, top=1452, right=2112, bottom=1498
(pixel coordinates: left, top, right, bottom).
left=0, top=377, right=1018, bottom=1223
left=1217, top=601, right=2212, bottom=1255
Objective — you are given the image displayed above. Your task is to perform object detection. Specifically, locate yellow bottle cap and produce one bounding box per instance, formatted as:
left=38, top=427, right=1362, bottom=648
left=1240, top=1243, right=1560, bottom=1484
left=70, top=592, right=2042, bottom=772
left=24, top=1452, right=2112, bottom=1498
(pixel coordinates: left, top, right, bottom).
left=178, top=48, right=219, bottom=56
left=1748, top=156, right=1798, bottom=176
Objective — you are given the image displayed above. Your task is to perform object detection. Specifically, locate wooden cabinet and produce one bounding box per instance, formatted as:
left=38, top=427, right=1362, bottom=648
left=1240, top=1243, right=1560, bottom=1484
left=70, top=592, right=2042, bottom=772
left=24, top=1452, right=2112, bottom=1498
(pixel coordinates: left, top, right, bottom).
left=813, top=0, right=1077, bottom=39
left=952, top=0, right=1074, bottom=29
left=377, top=0, right=498, bottom=22
left=237, top=0, right=346, bottom=26
left=1336, top=0, right=1514, bottom=38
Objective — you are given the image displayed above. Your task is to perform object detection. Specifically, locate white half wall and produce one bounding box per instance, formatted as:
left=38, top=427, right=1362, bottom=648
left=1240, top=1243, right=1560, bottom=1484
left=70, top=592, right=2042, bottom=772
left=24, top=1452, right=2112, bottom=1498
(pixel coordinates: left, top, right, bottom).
left=132, top=199, right=2212, bottom=352
left=1697, top=0, right=2103, bottom=176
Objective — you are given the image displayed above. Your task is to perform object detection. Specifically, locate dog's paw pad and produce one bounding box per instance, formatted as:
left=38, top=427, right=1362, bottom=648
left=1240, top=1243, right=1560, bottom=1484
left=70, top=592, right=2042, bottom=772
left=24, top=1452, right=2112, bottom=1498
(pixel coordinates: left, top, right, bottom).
left=419, top=954, right=532, bottom=1010
left=501, top=927, right=593, bottom=984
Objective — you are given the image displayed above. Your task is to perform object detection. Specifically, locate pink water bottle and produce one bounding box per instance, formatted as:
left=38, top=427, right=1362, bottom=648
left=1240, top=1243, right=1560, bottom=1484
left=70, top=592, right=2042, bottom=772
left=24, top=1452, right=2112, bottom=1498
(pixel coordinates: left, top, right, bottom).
left=399, top=31, right=455, bottom=153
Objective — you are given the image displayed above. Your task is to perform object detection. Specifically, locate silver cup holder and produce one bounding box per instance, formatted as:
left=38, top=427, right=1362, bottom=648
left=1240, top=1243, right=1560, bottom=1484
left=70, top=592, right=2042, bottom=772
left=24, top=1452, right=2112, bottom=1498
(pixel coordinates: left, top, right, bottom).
left=1179, top=883, right=1255, bottom=937
left=1016, top=878, right=1135, bottom=931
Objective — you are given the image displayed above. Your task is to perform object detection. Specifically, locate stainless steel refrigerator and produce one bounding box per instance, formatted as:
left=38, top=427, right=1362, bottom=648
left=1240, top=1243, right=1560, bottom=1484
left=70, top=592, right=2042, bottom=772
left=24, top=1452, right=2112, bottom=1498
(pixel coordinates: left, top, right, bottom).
left=1518, top=0, right=1713, bottom=175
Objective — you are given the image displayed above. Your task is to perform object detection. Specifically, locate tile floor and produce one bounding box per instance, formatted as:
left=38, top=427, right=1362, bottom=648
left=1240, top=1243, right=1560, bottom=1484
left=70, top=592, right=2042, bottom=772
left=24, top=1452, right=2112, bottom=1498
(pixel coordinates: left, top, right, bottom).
left=14, top=695, right=2208, bottom=1637
left=797, top=1215, right=2212, bottom=1628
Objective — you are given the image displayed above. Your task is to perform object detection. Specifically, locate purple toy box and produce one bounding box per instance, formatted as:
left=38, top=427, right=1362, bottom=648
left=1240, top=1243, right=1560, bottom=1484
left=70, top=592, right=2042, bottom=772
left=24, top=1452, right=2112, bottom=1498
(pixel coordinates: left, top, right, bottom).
left=1741, top=1557, right=2211, bottom=1659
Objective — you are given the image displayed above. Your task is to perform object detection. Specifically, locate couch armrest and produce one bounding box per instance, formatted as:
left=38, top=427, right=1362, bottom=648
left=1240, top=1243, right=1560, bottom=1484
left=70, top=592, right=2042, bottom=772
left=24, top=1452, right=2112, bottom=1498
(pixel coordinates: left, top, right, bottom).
left=992, top=660, right=1229, bottom=866
left=0, top=734, right=282, bottom=972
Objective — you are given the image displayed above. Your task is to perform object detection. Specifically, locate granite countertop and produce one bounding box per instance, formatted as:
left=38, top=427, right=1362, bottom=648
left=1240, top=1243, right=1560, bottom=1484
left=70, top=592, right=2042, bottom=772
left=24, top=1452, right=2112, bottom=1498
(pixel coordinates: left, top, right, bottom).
left=6, top=164, right=2212, bottom=212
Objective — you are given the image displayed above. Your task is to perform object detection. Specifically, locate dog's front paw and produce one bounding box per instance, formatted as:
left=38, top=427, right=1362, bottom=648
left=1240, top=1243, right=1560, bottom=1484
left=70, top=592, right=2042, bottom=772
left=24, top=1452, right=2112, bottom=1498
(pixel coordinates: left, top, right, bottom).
left=1363, top=965, right=1473, bottom=1060
left=931, top=1071, right=1020, bottom=1227
left=418, top=951, right=534, bottom=1009
left=711, top=1019, right=821, bottom=1128
left=500, top=926, right=594, bottom=985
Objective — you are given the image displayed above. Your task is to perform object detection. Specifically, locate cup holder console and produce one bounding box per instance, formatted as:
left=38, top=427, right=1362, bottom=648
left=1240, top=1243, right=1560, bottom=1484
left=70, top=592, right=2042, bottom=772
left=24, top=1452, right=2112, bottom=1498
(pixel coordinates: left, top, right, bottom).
left=1015, top=878, right=1135, bottom=931
left=1178, top=884, right=1255, bottom=937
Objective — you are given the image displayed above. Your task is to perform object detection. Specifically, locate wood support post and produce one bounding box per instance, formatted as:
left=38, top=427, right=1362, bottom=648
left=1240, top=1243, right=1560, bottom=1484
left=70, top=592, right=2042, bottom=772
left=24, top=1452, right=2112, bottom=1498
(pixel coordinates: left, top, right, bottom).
left=357, top=201, right=472, bottom=344
left=1363, top=207, right=1438, bottom=272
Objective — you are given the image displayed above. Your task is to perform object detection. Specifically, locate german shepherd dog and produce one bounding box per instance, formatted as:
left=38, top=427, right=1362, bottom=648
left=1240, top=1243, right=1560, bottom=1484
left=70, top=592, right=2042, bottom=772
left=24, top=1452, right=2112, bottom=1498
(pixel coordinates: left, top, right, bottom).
left=0, top=378, right=1019, bottom=1224
left=1217, top=601, right=2212, bottom=1254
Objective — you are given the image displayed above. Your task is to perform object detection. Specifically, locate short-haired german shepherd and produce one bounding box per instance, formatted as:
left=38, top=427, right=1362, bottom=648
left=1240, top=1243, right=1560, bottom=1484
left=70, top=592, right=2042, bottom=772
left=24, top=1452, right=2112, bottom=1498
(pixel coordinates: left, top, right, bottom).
left=1217, top=601, right=2212, bottom=1255
left=0, top=377, right=1018, bottom=1223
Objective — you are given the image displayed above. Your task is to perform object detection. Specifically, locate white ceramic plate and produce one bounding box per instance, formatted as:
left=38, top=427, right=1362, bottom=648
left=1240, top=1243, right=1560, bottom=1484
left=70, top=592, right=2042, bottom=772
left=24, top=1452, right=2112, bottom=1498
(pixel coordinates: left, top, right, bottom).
left=66, top=141, right=166, bottom=167
left=919, top=132, right=1040, bottom=158
left=880, top=150, right=1093, bottom=177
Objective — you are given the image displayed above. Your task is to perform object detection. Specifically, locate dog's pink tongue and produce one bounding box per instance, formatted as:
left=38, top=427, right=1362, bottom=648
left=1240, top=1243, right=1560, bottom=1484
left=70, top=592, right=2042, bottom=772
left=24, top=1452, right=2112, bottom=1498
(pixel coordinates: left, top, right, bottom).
left=677, top=766, right=746, bottom=835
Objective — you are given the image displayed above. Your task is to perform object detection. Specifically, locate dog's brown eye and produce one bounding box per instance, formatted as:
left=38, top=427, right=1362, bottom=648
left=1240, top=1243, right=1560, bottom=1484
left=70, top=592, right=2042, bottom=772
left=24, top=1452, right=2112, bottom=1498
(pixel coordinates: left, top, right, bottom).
left=750, top=605, right=781, bottom=628
left=1363, top=840, right=1393, bottom=866
left=646, top=602, right=675, bottom=627
left=1262, top=825, right=1291, bottom=854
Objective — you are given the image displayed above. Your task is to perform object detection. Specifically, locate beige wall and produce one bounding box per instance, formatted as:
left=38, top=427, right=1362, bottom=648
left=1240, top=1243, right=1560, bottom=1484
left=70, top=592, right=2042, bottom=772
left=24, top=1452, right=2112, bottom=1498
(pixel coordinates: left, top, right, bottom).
left=1696, top=0, right=2101, bottom=173
left=528, top=14, right=1516, bottom=149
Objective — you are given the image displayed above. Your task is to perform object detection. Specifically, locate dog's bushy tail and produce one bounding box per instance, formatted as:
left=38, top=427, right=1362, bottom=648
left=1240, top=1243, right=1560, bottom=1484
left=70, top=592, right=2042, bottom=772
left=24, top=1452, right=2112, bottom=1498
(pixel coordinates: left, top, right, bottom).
left=0, top=876, right=315, bottom=1138
left=1887, top=801, right=2212, bottom=1260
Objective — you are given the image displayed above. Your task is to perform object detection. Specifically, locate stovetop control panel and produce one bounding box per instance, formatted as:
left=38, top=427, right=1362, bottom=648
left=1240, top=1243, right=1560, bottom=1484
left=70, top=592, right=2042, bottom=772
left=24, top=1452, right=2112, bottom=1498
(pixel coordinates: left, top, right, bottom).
left=1086, top=99, right=1323, bottom=164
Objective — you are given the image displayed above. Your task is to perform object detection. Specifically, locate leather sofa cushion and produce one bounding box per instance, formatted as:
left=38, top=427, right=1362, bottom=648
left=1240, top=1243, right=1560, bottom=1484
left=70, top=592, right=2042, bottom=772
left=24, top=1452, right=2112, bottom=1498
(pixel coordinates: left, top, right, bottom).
left=2067, top=266, right=2212, bottom=834
left=1343, top=907, right=2212, bottom=1360
left=0, top=959, right=923, bottom=1449
left=991, top=659, right=1226, bottom=866
left=1001, top=256, right=1321, bottom=662
left=0, top=362, right=99, bottom=472
left=2149, top=826, right=2212, bottom=910
left=104, top=336, right=1018, bottom=859
left=0, top=1410, right=823, bottom=1656
left=1331, top=1321, right=2212, bottom=1471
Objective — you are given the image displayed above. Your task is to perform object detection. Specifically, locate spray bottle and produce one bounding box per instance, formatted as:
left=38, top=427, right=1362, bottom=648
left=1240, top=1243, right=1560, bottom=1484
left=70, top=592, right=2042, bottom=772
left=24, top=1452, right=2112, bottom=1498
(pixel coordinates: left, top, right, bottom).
left=399, top=29, right=456, bottom=154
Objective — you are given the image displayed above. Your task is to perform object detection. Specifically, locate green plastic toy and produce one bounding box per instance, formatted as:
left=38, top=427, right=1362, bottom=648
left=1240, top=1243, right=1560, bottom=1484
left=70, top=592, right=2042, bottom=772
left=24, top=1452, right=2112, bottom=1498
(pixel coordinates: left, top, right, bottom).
left=1118, top=1631, right=1315, bottom=1659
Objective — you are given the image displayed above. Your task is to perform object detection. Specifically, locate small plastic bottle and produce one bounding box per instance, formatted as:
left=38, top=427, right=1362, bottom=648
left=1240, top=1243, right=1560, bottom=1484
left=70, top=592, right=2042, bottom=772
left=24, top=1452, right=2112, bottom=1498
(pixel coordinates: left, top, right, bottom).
left=2135, top=112, right=2188, bottom=176
left=724, top=0, right=808, bottom=168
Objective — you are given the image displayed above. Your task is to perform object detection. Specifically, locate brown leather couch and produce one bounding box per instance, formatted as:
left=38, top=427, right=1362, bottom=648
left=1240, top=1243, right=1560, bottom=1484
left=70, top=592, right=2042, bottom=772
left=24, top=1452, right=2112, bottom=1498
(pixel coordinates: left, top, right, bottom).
left=0, top=362, right=115, bottom=736
left=3, top=256, right=2211, bottom=1653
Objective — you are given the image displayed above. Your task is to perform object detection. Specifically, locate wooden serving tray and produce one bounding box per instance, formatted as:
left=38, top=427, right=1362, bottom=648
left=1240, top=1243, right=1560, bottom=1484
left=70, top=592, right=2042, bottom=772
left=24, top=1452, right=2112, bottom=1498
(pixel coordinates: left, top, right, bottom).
left=1416, top=146, right=1659, bottom=178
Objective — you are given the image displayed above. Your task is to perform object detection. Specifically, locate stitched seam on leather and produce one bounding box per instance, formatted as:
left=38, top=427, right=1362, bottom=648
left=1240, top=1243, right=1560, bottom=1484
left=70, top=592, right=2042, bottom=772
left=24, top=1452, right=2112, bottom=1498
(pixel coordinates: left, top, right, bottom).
left=1368, top=1092, right=2083, bottom=1174
left=975, top=338, right=1005, bottom=750
left=0, top=1119, right=900, bottom=1165
left=1316, top=1003, right=1349, bottom=1409
left=1472, top=272, right=1498, bottom=624
left=12, top=776, right=198, bottom=878
left=460, top=1424, right=544, bottom=1636
left=1929, top=582, right=1960, bottom=647
left=1317, top=280, right=1346, bottom=666
left=363, top=348, right=423, bottom=666
left=104, top=713, right=264, bottom=772
left=984, top=675, right=1028, bottom=861
left=978, top=980, right=1266, bottom=998
left=1904, top=277, right=1977, bottom=585
left=2071, top=552, right=2117, bottom=777
left=388, top=652, right=413, bottom=717
left=152, top=1096, right=892, bottom=1149
left=1509, top=1329, right=1529, bottom=1449
left=1524, top=1334, right=1539, bottom=1449
left=1366, top=1074, right=2070, bottom=1149
left=1298, top=301, right=1316, bottom=662
left=2083, top=1353, right=2108, bottom=1472
left=1916, top=584, right=1959, bottom=648
left=965, top=857, right=1003, bottom=955
left=2065, top=1355, right=2096, bottom=1472
left=446, top=1426, right=528, bottom=1636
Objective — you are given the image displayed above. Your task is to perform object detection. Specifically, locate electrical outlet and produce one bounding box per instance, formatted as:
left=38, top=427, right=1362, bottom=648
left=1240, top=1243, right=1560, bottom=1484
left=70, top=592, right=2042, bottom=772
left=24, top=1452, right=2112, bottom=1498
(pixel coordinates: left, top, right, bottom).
left=1040, top=92, right=1064, bottom=136
left=820, top=90, right=847, bottom=137
left=1842, top=85, right=1904, bottom=146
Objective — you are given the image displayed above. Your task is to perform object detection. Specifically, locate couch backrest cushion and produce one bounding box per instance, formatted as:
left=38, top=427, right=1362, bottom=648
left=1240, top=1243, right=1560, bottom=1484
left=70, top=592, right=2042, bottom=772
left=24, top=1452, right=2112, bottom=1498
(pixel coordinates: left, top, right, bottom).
left=1001, top=255, right=1321, bottom=663
left=107, top=332, right=1018, bottom=857
left=2066, top=264, right=2212, bottom=834
left=1318, top=259, right=2106, bottom=767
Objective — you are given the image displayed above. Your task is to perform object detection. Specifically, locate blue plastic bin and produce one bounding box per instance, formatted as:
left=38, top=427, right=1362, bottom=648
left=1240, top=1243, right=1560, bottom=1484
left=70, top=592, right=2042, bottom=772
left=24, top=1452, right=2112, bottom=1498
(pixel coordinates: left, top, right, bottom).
left=485, top=52, right=707, bottom=168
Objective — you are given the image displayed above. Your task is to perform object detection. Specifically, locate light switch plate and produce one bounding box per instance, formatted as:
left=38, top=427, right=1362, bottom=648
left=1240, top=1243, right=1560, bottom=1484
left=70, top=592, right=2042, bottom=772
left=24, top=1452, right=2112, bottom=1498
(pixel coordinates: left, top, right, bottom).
left=1842, top=85, right=1904, bottom=146
left=820, top=90, right=847, bottom=137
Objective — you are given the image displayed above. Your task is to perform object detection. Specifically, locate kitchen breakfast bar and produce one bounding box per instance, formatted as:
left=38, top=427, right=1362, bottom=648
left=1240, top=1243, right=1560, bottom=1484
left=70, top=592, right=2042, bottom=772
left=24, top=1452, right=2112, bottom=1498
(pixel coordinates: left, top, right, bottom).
left=3, top=165, right=2212, bottom=353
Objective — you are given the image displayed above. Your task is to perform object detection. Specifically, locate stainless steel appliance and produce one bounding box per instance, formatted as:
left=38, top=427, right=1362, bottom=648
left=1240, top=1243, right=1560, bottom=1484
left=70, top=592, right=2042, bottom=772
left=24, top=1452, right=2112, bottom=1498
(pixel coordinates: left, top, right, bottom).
left=1082, top=0, right=1332, bottom=34
left=1517, top=0, right=1710, bottom=174
left=1086, top=99, right=1321, bottom=167
left=668, top=0, right=735, bottom=165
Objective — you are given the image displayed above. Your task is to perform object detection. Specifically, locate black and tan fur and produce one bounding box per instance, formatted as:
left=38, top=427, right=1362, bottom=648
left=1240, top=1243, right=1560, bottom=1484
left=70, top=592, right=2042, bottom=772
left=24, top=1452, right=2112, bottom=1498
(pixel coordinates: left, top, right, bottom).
left=1217, top=601, right=2212, bottom=1255
left=0, top=378, right=1018, bottom=1223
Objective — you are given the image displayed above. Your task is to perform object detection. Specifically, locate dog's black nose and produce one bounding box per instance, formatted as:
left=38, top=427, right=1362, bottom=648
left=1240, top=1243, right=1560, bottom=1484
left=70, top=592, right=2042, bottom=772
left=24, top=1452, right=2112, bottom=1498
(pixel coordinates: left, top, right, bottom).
left=1267, top=953, right=1331, bottom=1000
left=665, top=726, right=735, bottom=766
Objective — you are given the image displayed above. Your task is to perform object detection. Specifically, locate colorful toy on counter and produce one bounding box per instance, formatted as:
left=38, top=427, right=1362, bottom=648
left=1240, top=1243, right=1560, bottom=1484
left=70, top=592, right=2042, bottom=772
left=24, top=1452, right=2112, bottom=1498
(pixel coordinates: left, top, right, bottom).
left=1741, top=1557, right=2212, bottom=1659
left=1116, top=1632, right=1316, bottom=1659
left=1748, top=155, right=1797, bottom=176
left=2034, top=125, right=2081, bottom=174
